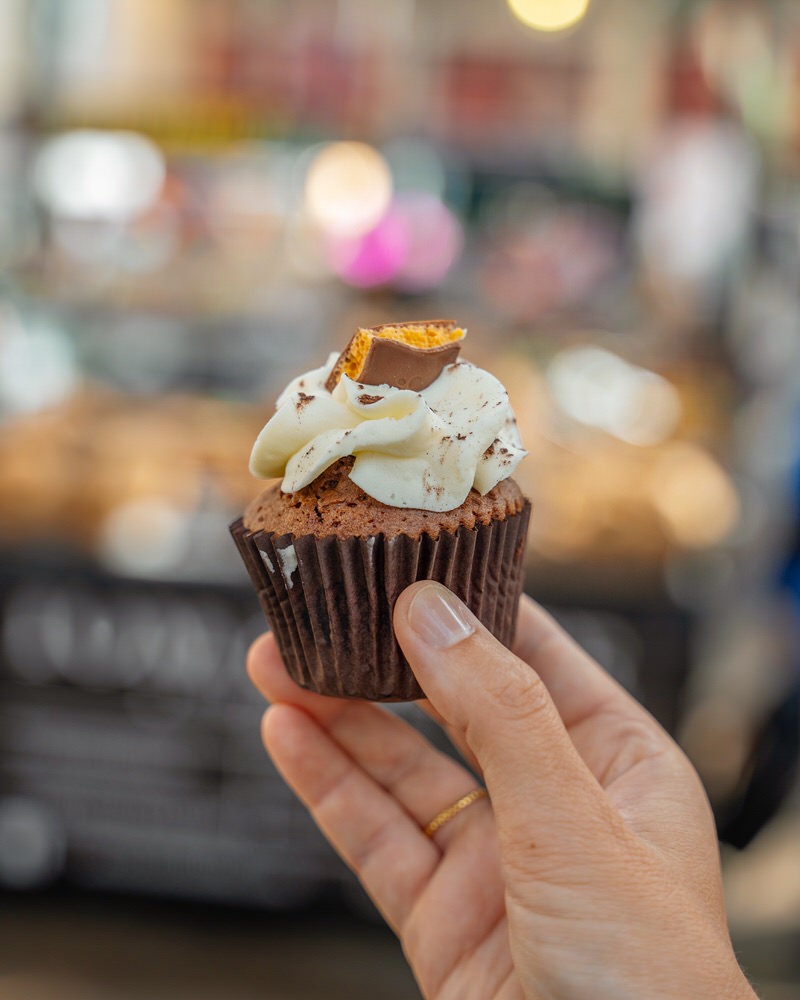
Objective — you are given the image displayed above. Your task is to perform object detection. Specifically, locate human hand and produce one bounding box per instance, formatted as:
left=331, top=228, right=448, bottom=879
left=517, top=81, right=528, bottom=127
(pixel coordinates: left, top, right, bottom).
left=247, top=583, right=758, bottom=1000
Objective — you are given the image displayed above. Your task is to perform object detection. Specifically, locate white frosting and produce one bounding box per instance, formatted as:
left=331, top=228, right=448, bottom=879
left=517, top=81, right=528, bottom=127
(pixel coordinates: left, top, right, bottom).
left=276, top=543, right=298, bottom=588
left=250, top=354, right=526, bottom=512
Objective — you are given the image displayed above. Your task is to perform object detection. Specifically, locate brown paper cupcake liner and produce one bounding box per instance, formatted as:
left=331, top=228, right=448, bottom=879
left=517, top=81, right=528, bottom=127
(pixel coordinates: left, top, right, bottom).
left=230, top=501, right=530, bottom=701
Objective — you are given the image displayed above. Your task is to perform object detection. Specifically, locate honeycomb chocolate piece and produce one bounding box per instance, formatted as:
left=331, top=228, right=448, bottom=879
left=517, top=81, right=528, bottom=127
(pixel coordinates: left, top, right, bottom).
left=324, top=320, right=465, bottom=392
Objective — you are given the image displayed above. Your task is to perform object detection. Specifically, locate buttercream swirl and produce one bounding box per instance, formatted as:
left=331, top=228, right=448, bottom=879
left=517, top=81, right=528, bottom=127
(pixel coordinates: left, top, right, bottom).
left=250, top=354, right=526, bottom=512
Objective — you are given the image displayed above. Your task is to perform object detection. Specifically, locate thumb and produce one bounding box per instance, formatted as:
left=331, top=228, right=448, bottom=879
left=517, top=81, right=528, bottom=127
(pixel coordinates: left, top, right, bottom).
left=394, top=582, right=625, bottom=862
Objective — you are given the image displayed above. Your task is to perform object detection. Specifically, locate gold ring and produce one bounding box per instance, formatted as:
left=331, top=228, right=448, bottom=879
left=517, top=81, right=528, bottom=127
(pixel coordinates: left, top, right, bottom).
left=423, top=788, right=488, bottom=838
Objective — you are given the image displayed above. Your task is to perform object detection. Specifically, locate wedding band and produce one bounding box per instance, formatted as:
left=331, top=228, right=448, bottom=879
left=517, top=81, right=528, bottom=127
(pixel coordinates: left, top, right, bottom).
left=423, top=788, right=488, bottom=838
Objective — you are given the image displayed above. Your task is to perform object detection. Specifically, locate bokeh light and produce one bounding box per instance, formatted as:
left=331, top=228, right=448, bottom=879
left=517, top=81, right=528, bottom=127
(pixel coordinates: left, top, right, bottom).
left=546, top=346, right=682, bottom=446
left=33, top=130, right=165, bottom=221
left=650, top=443, right=740, bottom=548
left=392, top=193, right=464, bottom=292
left=507, top=0, right=590, bottom=34
left=99, top=497, right=189, bottom=577
left=0, top=309, right=78, bottom=415
left=325, top=193, right=463, bottom=291
left=304, top=141, right=392, bottom=238
left=327, top=204, right=409, bottom=288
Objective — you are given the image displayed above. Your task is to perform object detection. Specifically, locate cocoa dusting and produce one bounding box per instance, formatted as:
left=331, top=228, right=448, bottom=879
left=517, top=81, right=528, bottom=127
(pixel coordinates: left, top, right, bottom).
left=295, top=392, right=315, bottom=410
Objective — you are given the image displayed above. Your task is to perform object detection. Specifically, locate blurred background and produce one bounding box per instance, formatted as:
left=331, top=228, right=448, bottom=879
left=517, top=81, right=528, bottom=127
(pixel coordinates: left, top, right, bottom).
left=0, top=0, right=798, bottom=997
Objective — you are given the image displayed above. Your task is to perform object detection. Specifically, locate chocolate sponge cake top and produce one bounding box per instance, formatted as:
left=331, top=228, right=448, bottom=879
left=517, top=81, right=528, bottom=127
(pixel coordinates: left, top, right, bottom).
left=244, top=458, right=525, bottom=540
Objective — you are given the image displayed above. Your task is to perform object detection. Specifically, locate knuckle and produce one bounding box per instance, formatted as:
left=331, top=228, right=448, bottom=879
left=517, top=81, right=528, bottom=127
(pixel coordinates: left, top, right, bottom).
left=597, top=715, right=673, bottom=786
left=484, top=658, right=553, bottom=725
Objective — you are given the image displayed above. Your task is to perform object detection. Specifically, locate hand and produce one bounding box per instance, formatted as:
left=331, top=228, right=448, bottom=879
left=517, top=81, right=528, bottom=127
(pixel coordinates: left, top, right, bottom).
left=247, top=583, right=758, bottom=1000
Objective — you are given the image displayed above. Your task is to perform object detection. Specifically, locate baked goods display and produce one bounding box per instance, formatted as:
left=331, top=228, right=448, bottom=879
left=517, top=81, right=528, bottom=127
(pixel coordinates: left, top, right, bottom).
left=491, top=350, right=739, bottom=573
left=0, top=388, right=262, bottom=553
left=0, top=339, right=736, bottom=596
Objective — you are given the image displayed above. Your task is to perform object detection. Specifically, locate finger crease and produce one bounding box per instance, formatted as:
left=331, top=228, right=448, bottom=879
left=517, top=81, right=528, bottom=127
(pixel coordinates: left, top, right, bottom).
left=374, top=741, right=431, bottom=795
left=350, top=812, right=405, bottom=871
left=431, top=906, right=508, bottom=999
left=310, top=764, right=357, bottom=819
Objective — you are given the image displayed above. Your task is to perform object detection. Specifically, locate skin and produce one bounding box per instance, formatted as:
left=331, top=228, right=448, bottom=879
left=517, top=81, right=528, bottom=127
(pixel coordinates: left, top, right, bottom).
left=247, top=582, right=758, bottom=1000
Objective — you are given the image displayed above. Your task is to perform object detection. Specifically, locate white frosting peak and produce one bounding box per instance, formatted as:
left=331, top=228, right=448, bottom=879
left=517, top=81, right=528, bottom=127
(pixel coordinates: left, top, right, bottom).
left=250, top=355, right=526, bottom=512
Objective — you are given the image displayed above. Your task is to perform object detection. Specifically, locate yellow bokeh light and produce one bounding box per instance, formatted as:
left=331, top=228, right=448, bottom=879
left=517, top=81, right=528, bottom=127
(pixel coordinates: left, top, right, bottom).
left=305, top=142, right=392, bottom=238
left=507, top=0, right=590, bottom=33
left=650, top=443, right=740, bottom=549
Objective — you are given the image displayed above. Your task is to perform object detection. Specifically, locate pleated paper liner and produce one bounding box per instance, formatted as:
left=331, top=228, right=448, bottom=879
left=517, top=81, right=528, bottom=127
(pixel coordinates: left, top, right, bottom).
left=230, top=500, right=531, bottom=701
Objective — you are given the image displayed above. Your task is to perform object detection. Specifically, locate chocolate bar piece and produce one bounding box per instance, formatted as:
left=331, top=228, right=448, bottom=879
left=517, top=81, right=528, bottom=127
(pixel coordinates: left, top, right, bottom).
left=359, top=337, right=461, bottom=391
left=324, top=320, right=464, bottom=392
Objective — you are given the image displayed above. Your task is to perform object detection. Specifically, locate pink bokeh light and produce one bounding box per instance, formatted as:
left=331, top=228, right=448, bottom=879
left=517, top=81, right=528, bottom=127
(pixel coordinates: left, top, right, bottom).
left=327, top=193, right=463, bottom=290
left=393, top=193, right=463, bottom=291
left=327, top=206, right=409, bottom=287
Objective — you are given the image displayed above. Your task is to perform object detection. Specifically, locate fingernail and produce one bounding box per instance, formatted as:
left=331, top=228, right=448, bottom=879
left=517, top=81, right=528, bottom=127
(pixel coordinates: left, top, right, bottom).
left=408, top=584, right=476, bottom=649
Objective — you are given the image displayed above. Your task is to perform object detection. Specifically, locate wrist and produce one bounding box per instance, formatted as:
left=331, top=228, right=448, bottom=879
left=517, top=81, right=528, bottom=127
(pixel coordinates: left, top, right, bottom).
left=730, top=972, right=759, bottom=1000
left=716, top=951, right=759, bottom=1000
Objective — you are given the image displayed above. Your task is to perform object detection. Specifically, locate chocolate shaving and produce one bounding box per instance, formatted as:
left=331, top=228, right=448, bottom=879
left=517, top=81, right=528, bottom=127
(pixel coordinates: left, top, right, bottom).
left=357, top=393, right=384, bottom=405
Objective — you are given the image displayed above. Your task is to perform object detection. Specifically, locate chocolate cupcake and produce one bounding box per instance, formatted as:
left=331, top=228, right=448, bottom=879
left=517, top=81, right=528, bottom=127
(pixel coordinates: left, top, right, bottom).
left=231, top=321, right=530, bottom=700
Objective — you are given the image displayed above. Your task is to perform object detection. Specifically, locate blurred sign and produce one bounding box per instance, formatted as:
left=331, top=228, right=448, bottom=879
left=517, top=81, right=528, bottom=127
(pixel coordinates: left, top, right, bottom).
left=0, top=568, right=336, bottom=905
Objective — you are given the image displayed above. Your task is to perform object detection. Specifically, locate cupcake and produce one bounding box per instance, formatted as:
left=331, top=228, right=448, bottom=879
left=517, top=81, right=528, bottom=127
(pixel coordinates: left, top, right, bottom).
left=231, top=321, right=530, bottom=700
